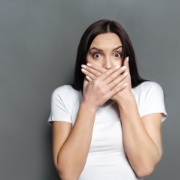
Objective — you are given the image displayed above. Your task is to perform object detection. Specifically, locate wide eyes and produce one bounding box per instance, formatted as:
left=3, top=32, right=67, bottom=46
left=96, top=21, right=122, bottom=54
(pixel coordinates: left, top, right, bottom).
left=93, top=53, right=102, bottom=59
left=114, top=52, right=122, bottom=58
left=92, top=52, right=122, bottom=59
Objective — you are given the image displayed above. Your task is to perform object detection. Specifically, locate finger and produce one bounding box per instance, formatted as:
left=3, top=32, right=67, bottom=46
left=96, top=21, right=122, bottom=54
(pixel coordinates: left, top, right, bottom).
left=103, top=66, right=127, bottom=84
left=81, top=68, right=96, bottom=80
left=123, top=57, right=130, bottom=72
left=108, top=71, right=128, bottom=90
left=109, top=83, right=128, bottom=97
left=83, top=79, right=89, bottom=93
left=81, top=64, right=103, bottom=77
left=86, top=63, right=106, bottom=73
left=122, top=57, right=132, bottom=89
left=98, top=65, right=121, bottom=81
left=86, top=76, right=93, bottom=82
left=112, top=76, right=128, bottom=89
left=81, top=65, right=125, bottom=82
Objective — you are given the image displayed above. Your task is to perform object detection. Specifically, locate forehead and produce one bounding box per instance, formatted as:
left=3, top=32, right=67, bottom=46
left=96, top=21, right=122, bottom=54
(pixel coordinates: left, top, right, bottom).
left=90, top=33, right=122, bottom=47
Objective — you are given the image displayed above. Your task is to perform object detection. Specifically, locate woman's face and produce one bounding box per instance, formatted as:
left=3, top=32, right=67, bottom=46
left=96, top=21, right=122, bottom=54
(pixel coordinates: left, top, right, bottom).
left=86, top=33, right=123, bottom=69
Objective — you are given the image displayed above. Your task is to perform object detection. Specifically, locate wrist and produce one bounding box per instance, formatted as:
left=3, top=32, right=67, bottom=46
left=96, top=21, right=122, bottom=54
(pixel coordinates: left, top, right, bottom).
left=116, top=93, right=135, bottom=107
left=81, top=100, right=98, bottom=113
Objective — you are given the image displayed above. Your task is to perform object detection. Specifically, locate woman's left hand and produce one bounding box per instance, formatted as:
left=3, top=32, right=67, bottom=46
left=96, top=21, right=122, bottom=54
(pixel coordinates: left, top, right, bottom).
left=81, top=57, right=133, bottom=103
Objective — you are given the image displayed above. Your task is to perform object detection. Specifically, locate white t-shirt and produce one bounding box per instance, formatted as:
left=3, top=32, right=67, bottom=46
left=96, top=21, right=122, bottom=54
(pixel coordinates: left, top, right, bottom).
left=48, top=81, right=167, bottom=180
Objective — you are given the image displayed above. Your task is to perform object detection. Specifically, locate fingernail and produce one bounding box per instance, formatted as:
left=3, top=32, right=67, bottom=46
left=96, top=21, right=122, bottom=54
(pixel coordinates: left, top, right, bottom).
left=81, top=64, right=86, bottom=68
left=81, top=68, right=86, bottom=72
left=121, top=66, right=126, bottom=70
left=115, top=65, right=120, bottom=69
left=124, top=72, right=128, bottom=76
left=87, top=63, right=91, bottom=66
left=124, top=83, right=128, bottom=87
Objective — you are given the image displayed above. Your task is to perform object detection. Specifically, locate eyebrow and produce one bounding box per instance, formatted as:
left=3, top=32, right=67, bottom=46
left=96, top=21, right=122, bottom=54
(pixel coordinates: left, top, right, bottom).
left=89, top=45, right=123, bottom=51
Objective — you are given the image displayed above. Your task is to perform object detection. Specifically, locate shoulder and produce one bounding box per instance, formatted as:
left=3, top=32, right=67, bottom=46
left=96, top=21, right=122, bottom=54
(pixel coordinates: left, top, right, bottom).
left=141, top=81, right=163, bottom=90
left=134, top=82, right=167, bottom=120
left=133, top=81, right=164, bottom=95
left=51, top=85, right=81, bottom=103
left=52, top=85, right=80, bottom=97
left=53, top=84, right=75, bottom=93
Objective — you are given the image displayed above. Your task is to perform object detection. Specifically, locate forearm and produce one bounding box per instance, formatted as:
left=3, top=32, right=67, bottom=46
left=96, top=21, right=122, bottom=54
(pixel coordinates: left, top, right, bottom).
left=118, top=96, right=161, bottom=177
left=56, top=102, right=96, bottom=179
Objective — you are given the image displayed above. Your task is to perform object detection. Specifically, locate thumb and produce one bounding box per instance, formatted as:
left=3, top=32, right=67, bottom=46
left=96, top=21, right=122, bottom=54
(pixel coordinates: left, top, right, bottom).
left=123, top=56, right=129, bottom=71
left=83, top=79, right=89, bottom=94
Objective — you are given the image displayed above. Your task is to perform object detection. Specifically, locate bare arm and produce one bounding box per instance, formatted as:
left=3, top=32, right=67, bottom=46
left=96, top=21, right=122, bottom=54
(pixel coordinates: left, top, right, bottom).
left=52, top=65, right=127, bottom=179
left=117, top=94, right=162, bottom=178
left=52, top=102, right=96, bottom=180
left=115, top=59, right=163, bottom=177
left=81, top=57, right=164, bottom=178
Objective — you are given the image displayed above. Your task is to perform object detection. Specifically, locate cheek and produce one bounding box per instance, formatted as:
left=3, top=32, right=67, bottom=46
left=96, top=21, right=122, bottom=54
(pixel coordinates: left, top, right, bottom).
left=112, top=59, right=123, bottom=67
left=87, top=60, right=103, bottom=67
left=86, top=55, right=103, bottom=66
left=86, top=54, right=91, bottom=63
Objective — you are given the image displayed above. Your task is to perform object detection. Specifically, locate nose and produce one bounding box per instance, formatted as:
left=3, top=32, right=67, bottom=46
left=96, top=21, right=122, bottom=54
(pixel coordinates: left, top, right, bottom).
left=104, top=57, right=113, bottom=69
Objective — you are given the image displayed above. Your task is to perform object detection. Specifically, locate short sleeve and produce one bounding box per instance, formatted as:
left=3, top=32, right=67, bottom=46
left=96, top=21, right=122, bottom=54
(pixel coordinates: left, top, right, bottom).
left=141, top=82, right=167, bottom=121
left=48, top=86, right=72, bottom=124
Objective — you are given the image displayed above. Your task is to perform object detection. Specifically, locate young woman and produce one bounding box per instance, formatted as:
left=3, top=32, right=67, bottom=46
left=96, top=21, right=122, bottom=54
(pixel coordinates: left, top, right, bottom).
left=48, top=19, right=167, bottom=180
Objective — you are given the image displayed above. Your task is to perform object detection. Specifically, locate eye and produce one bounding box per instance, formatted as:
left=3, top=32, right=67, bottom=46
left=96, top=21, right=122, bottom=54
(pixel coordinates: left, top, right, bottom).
left=114, top=52, right=122, bottom=58
left=93, top=53, right=102, bottom=59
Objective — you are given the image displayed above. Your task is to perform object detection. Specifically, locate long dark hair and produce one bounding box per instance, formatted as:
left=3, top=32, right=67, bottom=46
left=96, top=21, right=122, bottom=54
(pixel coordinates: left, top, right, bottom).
left=72, top=19, right=146, bottom=90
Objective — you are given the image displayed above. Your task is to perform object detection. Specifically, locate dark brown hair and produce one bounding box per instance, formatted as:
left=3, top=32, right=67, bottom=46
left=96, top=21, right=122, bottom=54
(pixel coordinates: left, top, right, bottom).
left=72, top=19, right=146, bottom=90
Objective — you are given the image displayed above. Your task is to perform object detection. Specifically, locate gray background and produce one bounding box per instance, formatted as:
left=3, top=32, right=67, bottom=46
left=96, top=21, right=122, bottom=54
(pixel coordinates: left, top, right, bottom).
left=0, top=0, right=179, bottom=179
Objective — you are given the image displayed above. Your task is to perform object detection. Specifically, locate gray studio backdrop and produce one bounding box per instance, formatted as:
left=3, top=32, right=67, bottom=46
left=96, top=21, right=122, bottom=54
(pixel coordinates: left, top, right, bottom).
left=0, top=0, right=179, bottom=179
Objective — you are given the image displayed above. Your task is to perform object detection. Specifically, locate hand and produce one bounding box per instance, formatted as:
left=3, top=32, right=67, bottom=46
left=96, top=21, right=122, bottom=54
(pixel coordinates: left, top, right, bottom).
left=81, top=57, right=133, bottom=104
left=82, top=64, right=128, bottom=109
left=112, top=57, right=133, bottom=102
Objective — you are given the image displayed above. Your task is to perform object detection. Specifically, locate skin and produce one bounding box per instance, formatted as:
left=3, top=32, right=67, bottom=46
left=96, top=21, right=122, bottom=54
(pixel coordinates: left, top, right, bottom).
left=52, top=33, right=163, bottom=180
left=82, top=33, right=128, bottom=102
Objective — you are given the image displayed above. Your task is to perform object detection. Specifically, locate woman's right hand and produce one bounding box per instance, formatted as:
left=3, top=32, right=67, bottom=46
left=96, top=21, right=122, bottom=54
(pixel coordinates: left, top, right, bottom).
left=82, top=65, right=127, bottom=110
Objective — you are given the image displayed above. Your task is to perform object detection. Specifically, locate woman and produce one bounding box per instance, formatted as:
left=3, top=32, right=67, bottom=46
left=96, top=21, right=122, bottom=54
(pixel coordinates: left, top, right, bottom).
left=48, top=19, right=167, bottom=180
